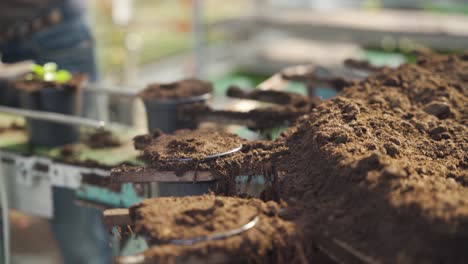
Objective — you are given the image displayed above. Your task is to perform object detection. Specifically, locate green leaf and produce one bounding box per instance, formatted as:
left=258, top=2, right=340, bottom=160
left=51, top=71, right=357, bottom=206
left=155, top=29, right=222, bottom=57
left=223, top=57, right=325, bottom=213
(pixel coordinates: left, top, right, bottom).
left=43, top=62, right=58, bottom=72
left=32, top=64, right=44, bottom=78
left=55, top=70, right=72, bottom=83
left=44, top=72, right=56, bottom=82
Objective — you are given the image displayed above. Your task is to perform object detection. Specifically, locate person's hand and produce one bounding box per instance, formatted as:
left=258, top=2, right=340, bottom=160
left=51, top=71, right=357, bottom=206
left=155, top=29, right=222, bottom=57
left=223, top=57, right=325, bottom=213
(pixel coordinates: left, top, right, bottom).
left=0, top=60, right=34, bottom=79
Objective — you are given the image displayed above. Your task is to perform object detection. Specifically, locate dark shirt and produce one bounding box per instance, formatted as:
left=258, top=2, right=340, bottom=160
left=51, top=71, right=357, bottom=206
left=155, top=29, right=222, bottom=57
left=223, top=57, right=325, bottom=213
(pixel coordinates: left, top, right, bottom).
left=0, top=0, right=84, bottom=32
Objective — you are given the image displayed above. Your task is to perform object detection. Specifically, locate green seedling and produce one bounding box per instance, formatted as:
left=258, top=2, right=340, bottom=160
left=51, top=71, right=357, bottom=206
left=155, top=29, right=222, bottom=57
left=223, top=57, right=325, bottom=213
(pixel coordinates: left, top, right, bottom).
left=27, top=62, right=72, bottom=84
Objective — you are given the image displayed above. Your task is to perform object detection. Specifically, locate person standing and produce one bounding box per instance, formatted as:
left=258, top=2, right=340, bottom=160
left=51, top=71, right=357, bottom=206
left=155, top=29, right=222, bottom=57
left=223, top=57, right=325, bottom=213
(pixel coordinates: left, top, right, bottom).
left=0, top=1, right=112, bottom=263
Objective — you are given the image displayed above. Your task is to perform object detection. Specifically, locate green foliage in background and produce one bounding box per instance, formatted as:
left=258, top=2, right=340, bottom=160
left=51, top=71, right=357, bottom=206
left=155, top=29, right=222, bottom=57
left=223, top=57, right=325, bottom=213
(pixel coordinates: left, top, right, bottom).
left=90, top=0, right=252, bottom=75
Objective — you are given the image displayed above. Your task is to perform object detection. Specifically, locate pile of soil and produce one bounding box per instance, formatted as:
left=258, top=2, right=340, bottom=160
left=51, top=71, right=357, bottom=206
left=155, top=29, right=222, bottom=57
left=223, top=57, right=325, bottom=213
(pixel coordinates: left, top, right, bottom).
left=11, top=73, right=87, bottom=92
left=113, top=53, right=466, bottom=263
left=279, top=53, right=468, bottom=263
left=138, top=79, right=213, bottom=101
left=84, top=129, right=121, bottom=149
left=128, top=194, right=302, bottom=263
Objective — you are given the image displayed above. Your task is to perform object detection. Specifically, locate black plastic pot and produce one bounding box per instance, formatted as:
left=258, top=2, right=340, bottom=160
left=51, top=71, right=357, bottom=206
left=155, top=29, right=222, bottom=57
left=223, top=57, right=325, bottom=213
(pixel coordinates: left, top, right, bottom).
left=19, top=88, right=80, bottom=148
left=0, top=80, right=20, bottom=107
left=143, top=93, right=211, bottom=133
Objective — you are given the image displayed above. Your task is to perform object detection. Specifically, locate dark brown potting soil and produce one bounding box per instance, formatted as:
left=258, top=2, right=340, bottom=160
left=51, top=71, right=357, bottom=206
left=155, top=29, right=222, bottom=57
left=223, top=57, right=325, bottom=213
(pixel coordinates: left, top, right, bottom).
left=129, top=194, right=302, bottom=263
left=84, top=129, right=121, bottom=149
left=279, top=53, right=468, bottom=263
left=139, top=129, right=244, bottom=162
left=11, top=73, right=87, bottom=92
left=138, top=78, right=213, bottom=100
left=113, top=53, right=467, bottom=263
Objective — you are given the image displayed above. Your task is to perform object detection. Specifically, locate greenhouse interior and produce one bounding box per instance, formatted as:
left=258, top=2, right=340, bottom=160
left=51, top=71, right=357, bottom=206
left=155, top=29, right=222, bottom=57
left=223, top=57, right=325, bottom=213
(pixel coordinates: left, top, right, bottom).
left=0, top=0, right=467, bottom=263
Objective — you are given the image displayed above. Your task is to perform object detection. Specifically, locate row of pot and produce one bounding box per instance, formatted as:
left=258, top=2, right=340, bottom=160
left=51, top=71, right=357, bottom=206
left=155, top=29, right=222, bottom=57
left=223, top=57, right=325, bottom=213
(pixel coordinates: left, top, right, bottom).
left=0, top=78, right=211, bottom=148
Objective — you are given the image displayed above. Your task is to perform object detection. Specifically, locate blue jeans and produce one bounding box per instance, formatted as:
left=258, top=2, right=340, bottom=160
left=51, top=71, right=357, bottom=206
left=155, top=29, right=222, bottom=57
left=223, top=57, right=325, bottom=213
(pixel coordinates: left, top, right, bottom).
left=1, top=16, right=112, bottom=264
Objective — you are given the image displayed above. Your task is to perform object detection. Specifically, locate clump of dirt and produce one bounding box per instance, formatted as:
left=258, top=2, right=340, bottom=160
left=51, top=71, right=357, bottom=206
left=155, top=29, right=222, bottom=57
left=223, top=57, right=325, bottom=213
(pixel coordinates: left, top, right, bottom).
left=11, top=73, right=87, bottom=92
left=340, top=53, right=466, bottom=122
left=138, top=78, right=213, bottom=100
left=129, top=194, right=303, bottom=263
left=84, top=129, right=121, bottom=149
left=133, top=129, right=164, bottom=150
left=0, top=122, right=24, bottom=134
left=279, top=53, right=468, bottom=263
left=139, top=129, right=244, bottom=162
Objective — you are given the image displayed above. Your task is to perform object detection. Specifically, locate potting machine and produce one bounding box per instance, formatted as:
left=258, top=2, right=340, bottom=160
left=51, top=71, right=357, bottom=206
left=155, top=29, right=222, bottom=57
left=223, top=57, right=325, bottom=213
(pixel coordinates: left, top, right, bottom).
left=0, top=63, right=327, bottom=259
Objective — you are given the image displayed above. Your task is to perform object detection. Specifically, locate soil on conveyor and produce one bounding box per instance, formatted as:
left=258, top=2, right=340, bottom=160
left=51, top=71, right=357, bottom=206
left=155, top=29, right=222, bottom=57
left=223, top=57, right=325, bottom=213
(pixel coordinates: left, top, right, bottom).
left=138, top=78, right=213, bottom=100
left=278, top=53, right=468, bottom=263
left=118, top=129, right=289, bottom=198
left=129, top=194, right=303, bottom=263
left=138, top=129, right=244, bottom=161
left=84, top=129, right=121, bottom=149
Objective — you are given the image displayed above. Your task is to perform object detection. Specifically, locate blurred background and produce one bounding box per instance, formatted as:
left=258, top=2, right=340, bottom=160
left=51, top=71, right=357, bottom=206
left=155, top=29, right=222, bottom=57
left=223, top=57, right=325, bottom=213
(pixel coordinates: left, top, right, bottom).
left=88, top=0, right=468, bottom=126
left=5, top=0, right=468, bottom=263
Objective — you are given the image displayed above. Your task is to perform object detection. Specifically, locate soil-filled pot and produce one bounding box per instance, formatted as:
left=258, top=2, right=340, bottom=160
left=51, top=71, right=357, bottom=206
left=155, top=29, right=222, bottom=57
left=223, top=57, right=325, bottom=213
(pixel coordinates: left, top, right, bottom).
left=143, top=93, right=210, bottom=133
left=119, top=195, right=298, bottom=264
left=0, top=80, right=20, bottom=107
left=19, top=88, right=80, bottom=148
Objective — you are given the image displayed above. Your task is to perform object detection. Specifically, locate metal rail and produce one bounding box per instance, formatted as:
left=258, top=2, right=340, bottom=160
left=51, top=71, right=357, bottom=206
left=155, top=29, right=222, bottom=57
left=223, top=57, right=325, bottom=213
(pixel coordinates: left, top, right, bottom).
left=86, top=83, right=139, bottom=98
left=0, top=105, right=106, bottom=129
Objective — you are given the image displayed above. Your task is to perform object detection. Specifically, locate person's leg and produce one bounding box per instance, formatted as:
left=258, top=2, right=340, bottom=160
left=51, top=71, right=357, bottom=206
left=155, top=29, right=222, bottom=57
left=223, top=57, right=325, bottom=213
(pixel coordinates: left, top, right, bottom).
left=0, top=11, right=112, bottom=264
left=50, top=188, right=111, bottom=264
left=29, top=17, right=112, bottom=264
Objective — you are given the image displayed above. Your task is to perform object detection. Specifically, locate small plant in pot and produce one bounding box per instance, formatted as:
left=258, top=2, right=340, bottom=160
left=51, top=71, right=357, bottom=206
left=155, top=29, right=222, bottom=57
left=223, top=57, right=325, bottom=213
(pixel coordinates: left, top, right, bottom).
left=138, top=79, right=213, bottom=133
left=13, top=62, right=87, bottom=148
